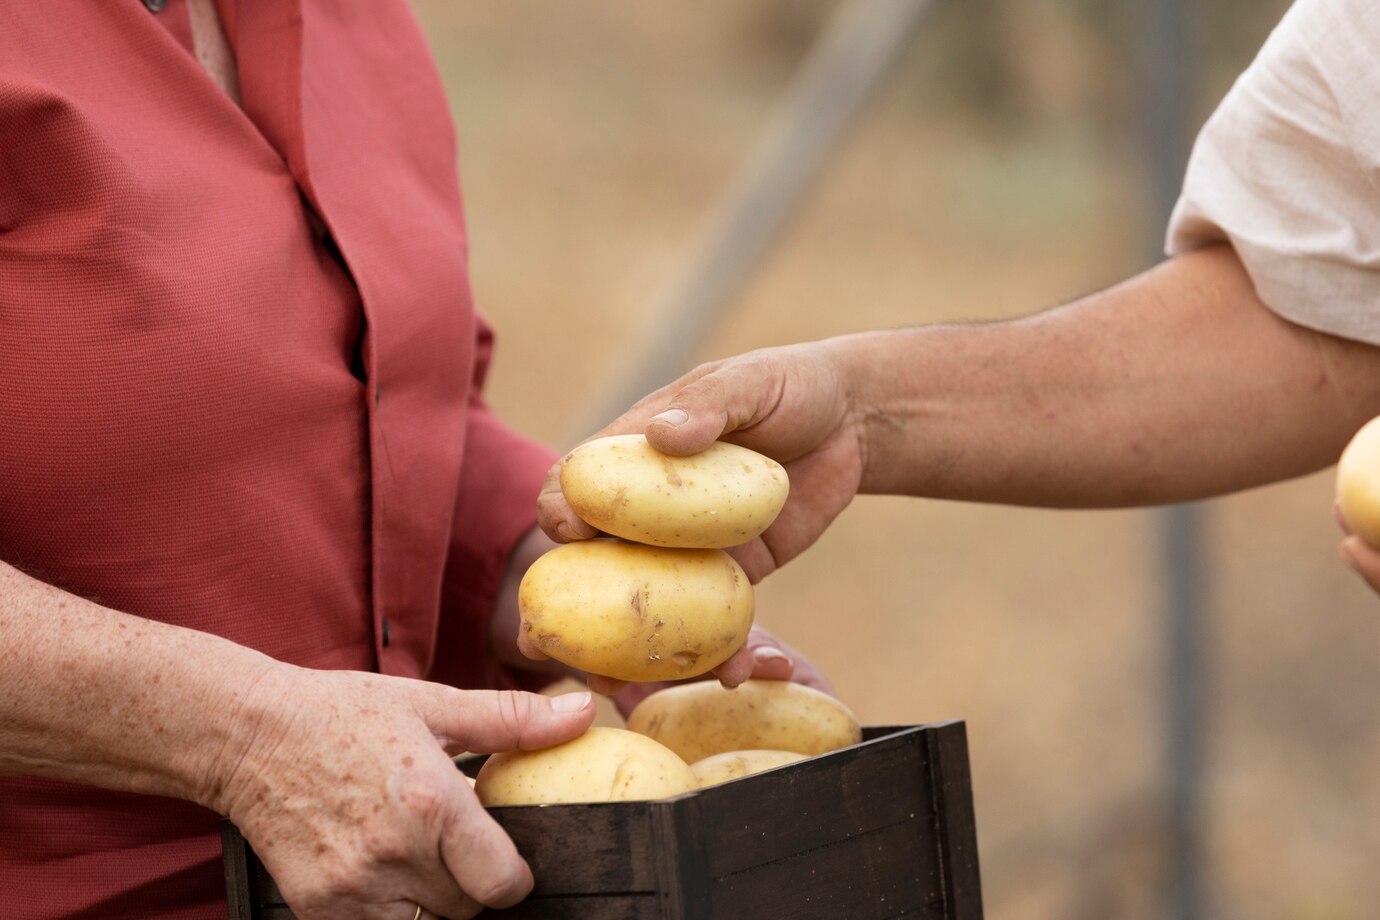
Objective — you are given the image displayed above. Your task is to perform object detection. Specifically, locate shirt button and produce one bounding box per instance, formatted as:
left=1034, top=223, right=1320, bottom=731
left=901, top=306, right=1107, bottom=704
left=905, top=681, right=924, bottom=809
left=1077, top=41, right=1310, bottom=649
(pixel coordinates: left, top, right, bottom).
left=381, top=618, right=392, bottom=648
left=143, top=0, right=168, bottom=11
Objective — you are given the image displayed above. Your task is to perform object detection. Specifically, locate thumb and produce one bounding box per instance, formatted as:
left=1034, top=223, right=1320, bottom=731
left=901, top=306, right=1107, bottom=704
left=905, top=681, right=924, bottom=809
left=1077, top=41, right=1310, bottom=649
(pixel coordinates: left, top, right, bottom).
left=645, top=365, right=771, bottom=456
left=414, top=687, right=595, bottom=754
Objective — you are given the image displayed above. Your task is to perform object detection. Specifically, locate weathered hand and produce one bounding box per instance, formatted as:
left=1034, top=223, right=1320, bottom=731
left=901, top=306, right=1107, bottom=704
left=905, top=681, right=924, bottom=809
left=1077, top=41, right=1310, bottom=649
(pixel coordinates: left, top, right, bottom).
left=537, top=341, right=867, bottom=583
left=211, top=665, right=594, bottom=920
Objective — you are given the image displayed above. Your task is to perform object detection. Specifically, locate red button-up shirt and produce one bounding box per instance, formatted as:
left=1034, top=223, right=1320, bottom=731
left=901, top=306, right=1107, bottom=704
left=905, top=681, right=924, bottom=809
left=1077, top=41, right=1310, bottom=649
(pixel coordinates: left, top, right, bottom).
left=0, top=2, right=555, bottom=916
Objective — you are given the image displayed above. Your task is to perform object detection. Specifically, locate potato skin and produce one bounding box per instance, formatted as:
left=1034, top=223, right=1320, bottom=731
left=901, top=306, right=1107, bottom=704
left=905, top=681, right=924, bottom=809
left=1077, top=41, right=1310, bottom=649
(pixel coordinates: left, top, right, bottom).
left=519, top=540, right=754, bottom=682
left=1338, top=415, right=1380, bottom=547
left=475, top=727, right=698, bottom=805
left=626, top=679, right=863, bottom=763
left=690, top=749, right=807, bottom=788
left=560, top=434, right=789, bottom=549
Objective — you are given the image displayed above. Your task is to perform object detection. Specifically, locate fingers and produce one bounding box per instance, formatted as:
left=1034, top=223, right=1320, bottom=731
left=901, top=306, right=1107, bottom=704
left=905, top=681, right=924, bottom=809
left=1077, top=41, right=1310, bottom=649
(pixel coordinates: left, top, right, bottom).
left=710, top=626, right=796, bottom=688
left=710, top=625, right=838, bottom=696
left=415, top=687, right=595, bottom=754
left=710, top=644, right=756, bottom=688
left=514, top=629, right=548, bottom=662
left=537, top=459, right=599, bottom=544
left=1340, top=534, right=1380, bottom=594
left=1333, top=502, right=1380, bottom=593
left=586, top=673, right=629, bottom=696
left=726, top=538, right=778, bottom=584
left=438, top=790, right=534, bottom=913
left=644, top=365, right=768, bottom=457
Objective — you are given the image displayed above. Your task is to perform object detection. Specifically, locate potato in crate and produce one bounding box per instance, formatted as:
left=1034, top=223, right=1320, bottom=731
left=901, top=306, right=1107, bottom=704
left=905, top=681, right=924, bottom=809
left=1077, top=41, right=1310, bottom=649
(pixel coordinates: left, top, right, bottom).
left=222, top=720, right=982, bottom=920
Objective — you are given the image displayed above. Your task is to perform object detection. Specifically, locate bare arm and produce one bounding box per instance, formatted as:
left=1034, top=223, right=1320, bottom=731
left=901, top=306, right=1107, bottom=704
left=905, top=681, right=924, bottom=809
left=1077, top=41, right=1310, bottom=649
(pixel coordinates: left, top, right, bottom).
left=0, top=562, right=276, bottom=799
left=847, top=243, right=1380, bottom=505
left=540, top=245, right=1380, bottom=578
left=0, top=561, right=595, bottom=919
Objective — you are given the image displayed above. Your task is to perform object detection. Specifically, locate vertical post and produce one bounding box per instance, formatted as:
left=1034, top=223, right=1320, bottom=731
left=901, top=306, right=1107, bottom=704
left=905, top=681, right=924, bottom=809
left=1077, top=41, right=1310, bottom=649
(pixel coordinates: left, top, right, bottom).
left=1135, top=1, right=1205, bottom=919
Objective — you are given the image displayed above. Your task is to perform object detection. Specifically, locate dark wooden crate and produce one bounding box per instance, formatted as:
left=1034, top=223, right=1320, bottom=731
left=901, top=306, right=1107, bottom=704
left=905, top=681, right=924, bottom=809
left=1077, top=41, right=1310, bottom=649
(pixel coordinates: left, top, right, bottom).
left=223, top=722, right=982, bottom=919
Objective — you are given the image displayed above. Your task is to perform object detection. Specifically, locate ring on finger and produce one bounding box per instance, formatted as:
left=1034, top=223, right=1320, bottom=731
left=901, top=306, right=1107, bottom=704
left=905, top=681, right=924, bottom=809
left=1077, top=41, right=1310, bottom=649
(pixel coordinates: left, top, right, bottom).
left=411, top=905, right=423, bottom=920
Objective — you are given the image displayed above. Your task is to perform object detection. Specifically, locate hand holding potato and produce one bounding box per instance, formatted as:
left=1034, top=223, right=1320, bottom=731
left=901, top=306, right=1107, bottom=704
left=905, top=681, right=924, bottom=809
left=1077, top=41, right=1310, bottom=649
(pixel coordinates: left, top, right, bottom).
left=538, top=342, right=865, bottom=583
left=518, top=540, right=754, bottom=683
left=217, top=665, right=595, bottom=920
left=559, top=434, right=788, bottom=548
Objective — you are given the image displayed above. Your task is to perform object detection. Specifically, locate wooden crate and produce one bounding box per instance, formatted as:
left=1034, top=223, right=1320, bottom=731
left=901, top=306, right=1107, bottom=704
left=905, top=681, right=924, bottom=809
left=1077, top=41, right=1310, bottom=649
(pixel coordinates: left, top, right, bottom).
left=222, top=721, right=982, bottom=919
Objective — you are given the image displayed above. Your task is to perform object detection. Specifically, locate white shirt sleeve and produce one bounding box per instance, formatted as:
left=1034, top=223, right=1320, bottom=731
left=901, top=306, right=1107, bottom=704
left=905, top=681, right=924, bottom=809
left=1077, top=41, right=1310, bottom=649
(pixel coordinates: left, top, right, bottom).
left=1167, top=0, right=1380, bottom=346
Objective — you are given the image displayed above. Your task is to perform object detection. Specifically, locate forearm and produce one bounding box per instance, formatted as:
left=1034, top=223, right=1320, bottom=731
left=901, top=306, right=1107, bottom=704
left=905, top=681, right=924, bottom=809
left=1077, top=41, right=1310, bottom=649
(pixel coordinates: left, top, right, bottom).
left=842, top=244, right=1380, bottom=506
left=0, top=561, right=277, bottom=810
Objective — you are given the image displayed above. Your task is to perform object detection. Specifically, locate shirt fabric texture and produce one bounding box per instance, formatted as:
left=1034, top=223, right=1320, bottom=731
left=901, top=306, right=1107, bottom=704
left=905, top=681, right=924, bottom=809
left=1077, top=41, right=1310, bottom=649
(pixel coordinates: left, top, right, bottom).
left=0, top=1, right=555, bottom=916
left=1169, top=0, right=1380, bottom=346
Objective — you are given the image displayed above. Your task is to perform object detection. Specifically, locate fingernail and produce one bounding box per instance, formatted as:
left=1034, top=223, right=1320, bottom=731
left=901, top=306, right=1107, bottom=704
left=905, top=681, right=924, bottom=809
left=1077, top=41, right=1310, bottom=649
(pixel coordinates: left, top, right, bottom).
left=652, top=408, right=689, bottom=427
left=753, top=647, right=790, bottom=664
left=550, top=691, right=592, bottom=713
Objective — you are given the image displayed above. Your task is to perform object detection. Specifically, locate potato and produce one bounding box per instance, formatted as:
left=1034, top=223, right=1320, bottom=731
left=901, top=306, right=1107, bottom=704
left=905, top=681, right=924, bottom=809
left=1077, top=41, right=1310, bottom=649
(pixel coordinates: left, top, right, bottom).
left=1337, top=415, right=1380, bottom=547
left=474, top=727, right=698, bottom=805
left=519, top=539, right=754, bottom=682
left=560, top=434, right=789, bottom=549
left=626, top=679, right=863, bottom=763
left=689, top=749, right=807, bottom=788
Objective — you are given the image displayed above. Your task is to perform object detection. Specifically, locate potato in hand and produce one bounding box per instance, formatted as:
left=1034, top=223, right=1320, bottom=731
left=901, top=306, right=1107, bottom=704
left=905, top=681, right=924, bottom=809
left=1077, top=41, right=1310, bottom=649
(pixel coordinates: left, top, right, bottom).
left=519, top=539, right=754, bottom=682
left=560, top=434, right=788, bottom=549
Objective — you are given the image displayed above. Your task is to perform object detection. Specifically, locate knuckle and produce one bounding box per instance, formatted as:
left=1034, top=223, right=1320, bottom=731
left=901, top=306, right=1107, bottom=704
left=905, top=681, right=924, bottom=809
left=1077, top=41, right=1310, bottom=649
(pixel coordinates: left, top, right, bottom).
left=496, top=690, right=535, bottom=742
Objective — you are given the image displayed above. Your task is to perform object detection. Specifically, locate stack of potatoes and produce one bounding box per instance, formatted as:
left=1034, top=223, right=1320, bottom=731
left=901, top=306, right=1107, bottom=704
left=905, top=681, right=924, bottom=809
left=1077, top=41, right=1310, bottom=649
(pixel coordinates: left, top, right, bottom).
left=475, top=435, right=863, bottom=805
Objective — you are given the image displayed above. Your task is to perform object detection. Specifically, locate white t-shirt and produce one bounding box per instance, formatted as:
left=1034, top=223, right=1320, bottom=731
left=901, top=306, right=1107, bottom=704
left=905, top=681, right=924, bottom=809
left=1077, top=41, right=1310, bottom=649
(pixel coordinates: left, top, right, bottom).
left=1168, top=0, right=1380, bottom=345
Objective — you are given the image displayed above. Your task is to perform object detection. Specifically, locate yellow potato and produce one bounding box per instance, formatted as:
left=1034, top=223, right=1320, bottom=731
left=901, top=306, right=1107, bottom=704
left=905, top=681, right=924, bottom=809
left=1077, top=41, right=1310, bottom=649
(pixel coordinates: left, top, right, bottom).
left=1338, top=415, right=1380, bottom=547
left=626, top=679, right=863, bottom=763
left=561, top=434, right=789, bottom=549
left=474, top=727, right=698, bottom=805
left=519, top=539, right=754, bottom=682
left=690, top=749, right=808, bottom=788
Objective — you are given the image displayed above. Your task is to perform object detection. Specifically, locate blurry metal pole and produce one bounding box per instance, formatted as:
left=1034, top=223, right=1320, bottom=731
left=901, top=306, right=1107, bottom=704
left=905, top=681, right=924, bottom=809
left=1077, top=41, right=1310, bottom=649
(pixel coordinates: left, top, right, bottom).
left=1135, top=1, right=1206, bottom=919
left=574, top=0, right=937, bottom=442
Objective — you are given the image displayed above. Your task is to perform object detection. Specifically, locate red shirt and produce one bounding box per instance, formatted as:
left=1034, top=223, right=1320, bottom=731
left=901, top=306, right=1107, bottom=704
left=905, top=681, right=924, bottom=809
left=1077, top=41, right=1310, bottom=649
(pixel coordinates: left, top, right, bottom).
left=0, top=2, right=554, bottom=916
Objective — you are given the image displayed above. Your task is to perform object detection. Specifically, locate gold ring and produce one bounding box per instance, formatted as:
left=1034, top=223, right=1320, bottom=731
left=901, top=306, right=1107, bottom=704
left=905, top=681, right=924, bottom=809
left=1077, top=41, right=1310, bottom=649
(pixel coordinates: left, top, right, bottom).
left=411, top=905, right=423, bottom=920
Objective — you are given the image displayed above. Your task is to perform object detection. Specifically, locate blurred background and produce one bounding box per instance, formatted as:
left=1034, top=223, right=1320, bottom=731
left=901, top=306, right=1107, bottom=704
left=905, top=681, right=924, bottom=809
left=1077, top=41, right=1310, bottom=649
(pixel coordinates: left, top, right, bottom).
left=411, top=2, right=1377, bottom=918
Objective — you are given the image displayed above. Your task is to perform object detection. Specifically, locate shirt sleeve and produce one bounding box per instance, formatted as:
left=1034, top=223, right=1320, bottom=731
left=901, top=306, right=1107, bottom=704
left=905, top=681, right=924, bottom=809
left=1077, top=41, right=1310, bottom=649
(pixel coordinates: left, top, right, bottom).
left=430, top=315, right=561, bottom=692
left=1167, top=0, right=1380, bottom=346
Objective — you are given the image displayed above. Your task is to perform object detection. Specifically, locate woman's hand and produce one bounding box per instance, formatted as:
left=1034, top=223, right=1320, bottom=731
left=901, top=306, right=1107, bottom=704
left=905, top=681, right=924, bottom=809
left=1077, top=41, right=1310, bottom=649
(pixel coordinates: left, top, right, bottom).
left=211, top=666, right=595, bottom=920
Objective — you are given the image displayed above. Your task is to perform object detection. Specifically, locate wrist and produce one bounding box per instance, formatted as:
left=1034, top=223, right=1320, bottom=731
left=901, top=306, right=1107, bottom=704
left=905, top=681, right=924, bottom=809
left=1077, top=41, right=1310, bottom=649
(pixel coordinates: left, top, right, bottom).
left=826, top=329, right=916, bottom=495
left=180, top=654, right=296, bottom=816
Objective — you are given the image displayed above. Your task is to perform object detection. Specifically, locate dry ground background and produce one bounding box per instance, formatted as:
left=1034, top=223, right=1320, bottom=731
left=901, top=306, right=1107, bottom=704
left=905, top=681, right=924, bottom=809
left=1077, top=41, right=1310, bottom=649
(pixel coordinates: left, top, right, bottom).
left=410, top=2, right=1377, bottom=918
